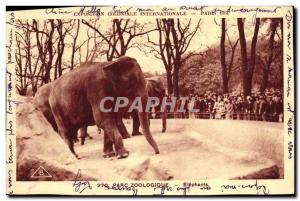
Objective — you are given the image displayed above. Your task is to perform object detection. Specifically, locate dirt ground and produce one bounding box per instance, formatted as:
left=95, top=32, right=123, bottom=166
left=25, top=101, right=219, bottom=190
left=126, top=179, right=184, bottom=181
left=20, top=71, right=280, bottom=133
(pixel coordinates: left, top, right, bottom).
left=70, top=119, right=283, bottom=181
left=16, top=96, right=283, bottom=181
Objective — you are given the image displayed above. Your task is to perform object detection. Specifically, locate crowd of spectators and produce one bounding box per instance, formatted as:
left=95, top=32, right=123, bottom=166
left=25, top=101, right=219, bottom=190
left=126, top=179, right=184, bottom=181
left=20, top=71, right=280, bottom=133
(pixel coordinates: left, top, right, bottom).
left=159, top=90, right=283, bottom=122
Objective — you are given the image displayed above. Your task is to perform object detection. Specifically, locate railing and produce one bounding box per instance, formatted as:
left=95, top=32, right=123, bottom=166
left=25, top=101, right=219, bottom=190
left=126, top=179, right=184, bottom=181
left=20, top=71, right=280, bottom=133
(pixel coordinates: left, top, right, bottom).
left=152, top=112, right=282, bottom=122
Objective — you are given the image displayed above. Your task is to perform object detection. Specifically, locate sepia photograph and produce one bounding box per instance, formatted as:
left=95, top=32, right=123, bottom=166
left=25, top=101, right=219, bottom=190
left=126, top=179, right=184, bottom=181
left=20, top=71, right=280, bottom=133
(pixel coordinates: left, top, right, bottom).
left=6, top=6, right=294, bottom=196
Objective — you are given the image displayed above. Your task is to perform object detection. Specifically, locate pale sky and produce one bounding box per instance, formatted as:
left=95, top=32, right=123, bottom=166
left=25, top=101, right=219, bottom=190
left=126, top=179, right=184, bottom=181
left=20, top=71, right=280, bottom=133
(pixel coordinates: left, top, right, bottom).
left=88, top=18, right=269, bottom=74
left=24, top=18, right=269, bottom=75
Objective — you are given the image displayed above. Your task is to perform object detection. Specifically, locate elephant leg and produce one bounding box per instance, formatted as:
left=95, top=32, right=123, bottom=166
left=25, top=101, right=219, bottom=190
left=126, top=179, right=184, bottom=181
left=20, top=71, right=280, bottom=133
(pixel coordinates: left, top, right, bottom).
left=67, top=136, right=78, bottom=158
left=103, top=121, right=129, bottom=159
left=74, top=137, right=79, bottom=143
left=132, top=111, right=142, bottom=136
left=103, top=131, right=115, bottom=158
left=79, top=127, right=88, bottom=145
left=62, top=128, right=79, bottom=158
left=162, top=111, right=167, bottom=133
left=48, top=117, right=58, bottom=133
left=98, top=114, right=129, bottom=159
left=92, top=105, right=129, bottom=159
left=51, top=103, right=78, bottom=158
left=116, top=117, right=131, bottom=139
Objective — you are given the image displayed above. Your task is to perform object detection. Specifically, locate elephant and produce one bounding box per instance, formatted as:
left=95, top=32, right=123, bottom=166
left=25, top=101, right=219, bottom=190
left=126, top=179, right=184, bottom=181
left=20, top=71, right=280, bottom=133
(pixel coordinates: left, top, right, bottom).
left=34, top=58, right=164, bottom=153
left=34, top=82, right=58, bottom=132
left=78, top=78, right=167, bottom=145
left=35, top=82, right=93, bottom=144
left=35, top=80, right=166, bottom=147
left=47, top=56, right=159, bottom=159
left=116, top=78, right=167, bottom=138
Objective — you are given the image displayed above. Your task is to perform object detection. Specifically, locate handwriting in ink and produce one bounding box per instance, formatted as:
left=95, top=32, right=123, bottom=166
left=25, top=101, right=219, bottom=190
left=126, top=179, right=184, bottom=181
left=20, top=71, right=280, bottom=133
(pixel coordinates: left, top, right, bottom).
left=104, top=183, right=138, bottom=196
left=74, top=6, right=103, bottom=17
left=153, top=184, right=173, bottom=195
left=286, top=67, right=293, bottom=97
left=45, top=8, right=71, bottom=15
left=288, top=141, right=293, bottom=159
left=6, top=121, right=15, bottom=136
left=176, top=185, right=190, bottom=196
left=72, top=169, right=92, bottom=193
left=285, top=9, right=292, bottom=29
left=6, top=12, right=15, bottom=64
left=286, top=10, right=293, bottom=49
left=287, top=117, right=293, bottom=136
left=221, top=180, right=269, bottom=195
left=287, top=102, right=294, bottom=114
left=6, top=139, right=13, bottom=164
left=7, top=170, right=13, bottom=188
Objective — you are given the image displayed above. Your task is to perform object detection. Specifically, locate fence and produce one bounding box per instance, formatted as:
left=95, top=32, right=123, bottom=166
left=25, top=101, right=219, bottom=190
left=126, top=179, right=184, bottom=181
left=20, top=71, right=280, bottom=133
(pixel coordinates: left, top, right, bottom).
left=152, top=112, right=282, bottom=122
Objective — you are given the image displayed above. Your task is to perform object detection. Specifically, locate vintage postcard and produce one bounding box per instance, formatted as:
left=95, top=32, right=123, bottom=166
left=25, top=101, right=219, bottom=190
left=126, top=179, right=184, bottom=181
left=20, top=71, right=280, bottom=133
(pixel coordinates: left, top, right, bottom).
left=6, top=6, right=295, bottom=196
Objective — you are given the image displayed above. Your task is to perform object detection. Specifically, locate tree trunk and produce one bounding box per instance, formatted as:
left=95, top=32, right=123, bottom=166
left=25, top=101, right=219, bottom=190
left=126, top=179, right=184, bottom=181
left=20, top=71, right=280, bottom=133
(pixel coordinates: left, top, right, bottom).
left=220, top=18, right=229, bottom=94
left=248, top=18, right=260, bottom=82
left=44, top=20, right=55, bottom=83
left=71, top=20, right=80, bottom=70
left=237, top=18, right=249, bottom=97
left=237, top=18, right=260, bottom=97
left=261, top=19, right=279, bottom=92
left=173, top=62, right=180, bottom=97
left=166, top=70, right=173, bottom=95
left=261, top=68, right=269, bottom=92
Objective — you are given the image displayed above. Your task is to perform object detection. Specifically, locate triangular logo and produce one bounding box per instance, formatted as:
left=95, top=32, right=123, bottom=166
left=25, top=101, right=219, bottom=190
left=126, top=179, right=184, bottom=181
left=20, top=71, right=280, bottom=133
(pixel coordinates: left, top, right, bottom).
left=30, top=165, right=52, bottom=178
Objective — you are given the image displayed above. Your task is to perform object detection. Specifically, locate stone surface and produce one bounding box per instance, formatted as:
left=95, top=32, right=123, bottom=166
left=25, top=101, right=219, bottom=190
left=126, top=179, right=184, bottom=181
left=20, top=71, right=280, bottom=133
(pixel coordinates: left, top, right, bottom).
left=16, top=95, right=91, bottom=181
left=15, top=95, right=283, bottom=181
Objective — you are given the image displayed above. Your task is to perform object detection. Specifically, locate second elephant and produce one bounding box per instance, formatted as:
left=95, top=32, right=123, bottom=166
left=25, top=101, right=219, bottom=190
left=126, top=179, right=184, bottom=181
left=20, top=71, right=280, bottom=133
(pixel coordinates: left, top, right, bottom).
left=79, top=78, right=167, bottom=145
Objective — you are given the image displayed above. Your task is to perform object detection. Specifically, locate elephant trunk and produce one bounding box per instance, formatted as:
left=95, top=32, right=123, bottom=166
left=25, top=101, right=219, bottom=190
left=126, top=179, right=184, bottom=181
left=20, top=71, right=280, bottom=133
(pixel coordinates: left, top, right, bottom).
left=161, top=109, right=167, bottom=133
left=138, top=95, right=160, bottom=154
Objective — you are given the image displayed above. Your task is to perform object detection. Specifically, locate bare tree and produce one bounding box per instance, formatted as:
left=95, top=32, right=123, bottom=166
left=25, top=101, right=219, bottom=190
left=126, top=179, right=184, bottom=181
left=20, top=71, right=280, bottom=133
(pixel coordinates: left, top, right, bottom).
left=15, top=19, right=79, bottom=95
left=68, top=20, right=104, bottom=67
left=146, top=18, right=201, bottom=97
left=15, top=34, right=28, bottom=95
left=15, top=20, right=44, bottom=95
left=82, top=19, right=156, bottom=61
left=70, top=19, right=80, bottom=70
left=32, top=19, right=55, bottom=84
left=220, top=18, right=239, bottom=93
left=237, top=18, right=260, bottom=97
left=257, top=18, right=282, bottom=92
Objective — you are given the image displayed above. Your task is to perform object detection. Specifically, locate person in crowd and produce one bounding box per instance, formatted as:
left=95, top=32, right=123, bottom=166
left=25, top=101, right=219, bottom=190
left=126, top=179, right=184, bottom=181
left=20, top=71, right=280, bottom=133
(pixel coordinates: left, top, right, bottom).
left=244, top=95, right=253, bottom=120
left=253, top=95, right=261, bottom=121
left=278, top=96, right=284, bottom=122
left=225, top=98, right=234, bottom=120
left=266, top=96, right=274, bottom=121
left=166, top=94, right=172, bottom=113
left=188, top=96, right=196, bottom=119
left=199, top=96, right=208, bottom=119
left=214, top=95, right=226, bottom=120
left=259, top=95, right=268, bottom=121
left=174, top=98, right=181, bottom=119
left=199, top=96, right=207, bottom=113
left=234, top=96, right=244, bottom=120
left=184, top=96, right=190, bottom=119
left=269, top=95, right=279, bottom=122
left=193, top=96, right=200, bottom=118
left=206, top=96, right=215, bottom=119
left=163, top=90, right=283, bottom=122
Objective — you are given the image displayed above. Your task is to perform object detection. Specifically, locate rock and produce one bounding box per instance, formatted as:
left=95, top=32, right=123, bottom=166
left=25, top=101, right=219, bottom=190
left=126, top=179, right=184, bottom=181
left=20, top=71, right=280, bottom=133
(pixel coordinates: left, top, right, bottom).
left=14, top=99, right=283, bottom=181
left=126, top=159, right=173, bottom=180
left=232, top=165, right=280, bottom=179
left=16, top=95, right=91, bottom=181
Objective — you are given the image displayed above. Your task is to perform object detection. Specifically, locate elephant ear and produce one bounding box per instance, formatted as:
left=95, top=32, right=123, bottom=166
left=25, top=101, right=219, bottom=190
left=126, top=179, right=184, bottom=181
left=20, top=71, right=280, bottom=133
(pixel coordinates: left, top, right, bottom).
left=103, top=56, right=137, bottom=75
left=147, top=79, right=165, bottom=98
left=103, top=60, right=120, bottom=73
